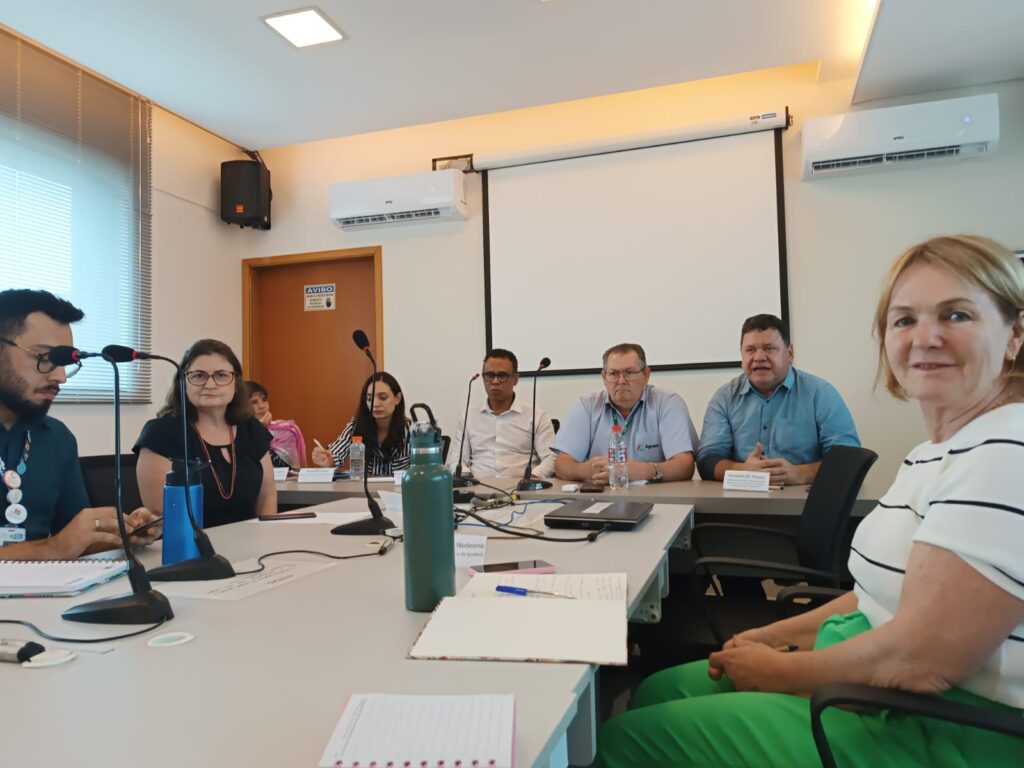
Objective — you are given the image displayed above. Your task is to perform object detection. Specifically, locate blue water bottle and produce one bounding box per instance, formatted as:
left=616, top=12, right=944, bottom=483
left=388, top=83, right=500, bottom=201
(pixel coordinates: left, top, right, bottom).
left=162, top=458, right=204, bottom=566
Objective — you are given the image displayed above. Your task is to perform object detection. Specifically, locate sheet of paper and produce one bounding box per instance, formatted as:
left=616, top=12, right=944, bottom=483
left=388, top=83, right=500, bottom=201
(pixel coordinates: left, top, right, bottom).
left=723, top=470, right=771, bottom=492
left=241, top=511, right=373, bottom=527
left=298, top=467, right=336, bottom=484
left=409, top=596, right=627, bottom=665
left=272, top=467, right=289, bottom=481
left=580, top=501, right=611, bottom=515
left=366, top=476, right=394, bottom=483
left=453, top=533, right=486, bottom=568
left=460, top=572, right=628, bottom=601
left=156, top=559, right=335, bottom=601
left=319, top=693, right=514, bottom=768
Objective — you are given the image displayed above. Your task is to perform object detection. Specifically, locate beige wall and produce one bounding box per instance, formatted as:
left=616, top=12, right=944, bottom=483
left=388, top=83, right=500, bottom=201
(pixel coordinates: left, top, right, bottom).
left=51, top=107, right=250, bottom=455
left=249, top=63, right=1024, bottom=497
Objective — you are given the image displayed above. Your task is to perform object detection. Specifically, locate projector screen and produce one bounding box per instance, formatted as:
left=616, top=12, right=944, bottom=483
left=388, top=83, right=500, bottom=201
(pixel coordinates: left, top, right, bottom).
left=484, top=129, right=787, bottom=374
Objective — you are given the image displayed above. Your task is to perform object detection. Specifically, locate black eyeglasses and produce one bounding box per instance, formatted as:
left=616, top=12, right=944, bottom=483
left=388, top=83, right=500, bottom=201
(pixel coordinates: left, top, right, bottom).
left=185, top=370, right=236, bottom=386
left=482, top=372, right=513, bottom=383
left=0, top=338, right=81, bottom=378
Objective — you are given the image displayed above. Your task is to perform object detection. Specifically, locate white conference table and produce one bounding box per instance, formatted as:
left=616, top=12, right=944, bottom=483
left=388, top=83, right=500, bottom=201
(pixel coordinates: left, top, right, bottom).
left=0, top=497, right=691, bottom=768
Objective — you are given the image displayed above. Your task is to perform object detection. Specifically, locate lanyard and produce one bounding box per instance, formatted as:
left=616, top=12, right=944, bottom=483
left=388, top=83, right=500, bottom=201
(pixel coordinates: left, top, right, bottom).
left=0, top=430, right=31, bottom=476
left=610, top=403, right=640, bottom=439
left=1, top=430, right=30, bottom=530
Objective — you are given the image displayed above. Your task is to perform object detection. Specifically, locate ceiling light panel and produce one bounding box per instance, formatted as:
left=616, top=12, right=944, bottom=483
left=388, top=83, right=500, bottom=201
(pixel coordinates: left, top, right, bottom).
left=264, top=7, right=343, bottom=48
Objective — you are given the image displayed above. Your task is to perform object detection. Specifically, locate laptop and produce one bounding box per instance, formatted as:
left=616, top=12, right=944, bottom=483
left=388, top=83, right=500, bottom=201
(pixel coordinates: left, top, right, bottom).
left=544, top=499, right=653, bottom=531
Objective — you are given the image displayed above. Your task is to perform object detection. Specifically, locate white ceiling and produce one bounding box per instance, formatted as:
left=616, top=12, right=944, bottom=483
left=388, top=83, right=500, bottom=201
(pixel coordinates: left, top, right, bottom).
left=0, top=0, right=1020, bottom=149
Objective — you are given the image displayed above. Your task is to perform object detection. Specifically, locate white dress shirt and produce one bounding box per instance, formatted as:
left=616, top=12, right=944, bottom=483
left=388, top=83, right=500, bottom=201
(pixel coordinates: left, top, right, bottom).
left=447, top=396, right=556, bottom=479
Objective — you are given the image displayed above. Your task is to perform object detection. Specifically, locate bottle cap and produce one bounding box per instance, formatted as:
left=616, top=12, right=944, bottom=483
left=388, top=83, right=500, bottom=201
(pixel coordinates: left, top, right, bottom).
left=352, top=436, right=363, bottom=443
left=612, top=424, right=622, bottom=433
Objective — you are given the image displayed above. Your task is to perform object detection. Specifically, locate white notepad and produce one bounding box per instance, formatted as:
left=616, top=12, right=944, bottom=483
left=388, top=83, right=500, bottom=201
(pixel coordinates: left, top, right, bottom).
left=0, top=559, right=129, bottom=597
left=319, top=693, right=515, bottom=768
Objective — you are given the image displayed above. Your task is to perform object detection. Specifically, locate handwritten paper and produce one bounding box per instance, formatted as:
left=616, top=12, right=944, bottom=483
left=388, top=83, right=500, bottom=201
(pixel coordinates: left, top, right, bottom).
left=461, top=572, right=628, bottom=602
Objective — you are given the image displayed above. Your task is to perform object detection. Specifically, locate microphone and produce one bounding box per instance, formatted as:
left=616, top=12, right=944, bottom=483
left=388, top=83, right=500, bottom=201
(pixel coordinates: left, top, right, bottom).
left=332, top=330, right=395, bottom=536
left=47, top=346, right=104, bottom=365
left=516, top=357, right=553, bottom=492
left=452, top=373, right=480, bottom=489
left=96, top=345, right=236, bottom=582
left=62, top=350, right=174, bottom=625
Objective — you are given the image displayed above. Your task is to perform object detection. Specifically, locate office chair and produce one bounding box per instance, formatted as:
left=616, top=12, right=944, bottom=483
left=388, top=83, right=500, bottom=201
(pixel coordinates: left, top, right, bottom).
left=551, top=418, right=560, bottom=434
left=811, top=683, right=1024, bottom=767
left=79, top=453, right=144, bottom=511
left=689, top=445, right=879, bottom=646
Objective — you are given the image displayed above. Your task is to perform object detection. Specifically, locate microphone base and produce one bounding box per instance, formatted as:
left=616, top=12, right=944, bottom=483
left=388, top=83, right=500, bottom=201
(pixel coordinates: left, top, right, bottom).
left=517, top=478, right=553, bottom=492
left=452, top=475, right=475, bottom=488
left=148, top=554, right=236, bottom=582
left=62, top=589, right=173, bottom=625
left=331, top=515, right=396, bottom=536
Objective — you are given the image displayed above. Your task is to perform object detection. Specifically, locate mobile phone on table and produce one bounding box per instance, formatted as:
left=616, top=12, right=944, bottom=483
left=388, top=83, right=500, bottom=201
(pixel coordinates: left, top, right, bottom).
left=259, top=511, right=317, bottom=521
left=128, top=516, right=163, bottom=537
left=468, top=559, right=555, bottom=574
left=578, top=484, right=604, bottom=493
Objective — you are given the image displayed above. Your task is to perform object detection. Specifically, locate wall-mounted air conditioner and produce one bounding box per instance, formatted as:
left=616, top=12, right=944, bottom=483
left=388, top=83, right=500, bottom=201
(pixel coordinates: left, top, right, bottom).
left=328, top=169, right=469, bottom=229
left=801, top=93, right=998, bottom=180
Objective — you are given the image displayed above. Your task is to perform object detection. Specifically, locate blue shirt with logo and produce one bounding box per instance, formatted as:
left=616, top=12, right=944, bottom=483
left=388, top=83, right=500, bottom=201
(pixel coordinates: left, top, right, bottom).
left=696, top=367, right=860, bottom=479
left=551, top=385, right=698, bottom=463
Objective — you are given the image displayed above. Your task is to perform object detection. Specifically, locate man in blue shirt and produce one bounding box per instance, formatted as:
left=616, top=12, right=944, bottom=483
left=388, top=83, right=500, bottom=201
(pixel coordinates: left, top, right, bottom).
left=0, top=289, right=159, bottom=559
left=696, top=314, right=860, bottom=484
left=552, top=343, right=698, bottom=485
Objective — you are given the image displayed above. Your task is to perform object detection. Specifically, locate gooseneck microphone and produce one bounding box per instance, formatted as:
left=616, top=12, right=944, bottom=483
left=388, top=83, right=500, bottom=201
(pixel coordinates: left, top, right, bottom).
left=516, top=357, right=553, bottom=492
left=62, top=350, right=174, bottom=625
left=332, top=330, right=396, bottom=536
left=97, top=345, right=236, bottom=582
left=452, top=373, right=480, bottom=488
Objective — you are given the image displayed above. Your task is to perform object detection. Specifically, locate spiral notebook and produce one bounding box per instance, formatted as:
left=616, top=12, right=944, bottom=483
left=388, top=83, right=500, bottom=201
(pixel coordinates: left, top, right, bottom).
left=0, top=559, right=129, bottom=597
left=318, top=693, right=514, bottom=768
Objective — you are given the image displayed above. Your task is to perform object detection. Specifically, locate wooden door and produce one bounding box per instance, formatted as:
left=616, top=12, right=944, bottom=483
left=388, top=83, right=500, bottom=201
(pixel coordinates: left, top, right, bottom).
left=242, top=248, right=382, bottom=465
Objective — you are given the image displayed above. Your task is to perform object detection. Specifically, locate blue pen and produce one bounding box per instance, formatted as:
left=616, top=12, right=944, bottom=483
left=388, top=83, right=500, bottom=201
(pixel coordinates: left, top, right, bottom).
left=495, top=585, right=575, bottom=599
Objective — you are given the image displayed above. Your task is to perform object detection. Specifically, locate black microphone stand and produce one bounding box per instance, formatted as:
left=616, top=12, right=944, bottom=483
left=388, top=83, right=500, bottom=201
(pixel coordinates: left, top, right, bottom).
left=452, top=373, right=479, bottom=489
left=333, top=335, right=395, bottom=536
left=516, top=359, right=553, bottom=492
left=63, top=354, right=174, bottom=624
left=145, top=354, right=235, bottom=581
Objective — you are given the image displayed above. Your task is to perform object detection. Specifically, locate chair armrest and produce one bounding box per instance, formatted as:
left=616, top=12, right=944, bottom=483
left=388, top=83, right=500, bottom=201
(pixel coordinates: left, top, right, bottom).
left=776, top=585, right=847, bottom=608
left=811, top=683, right=1024, bottom=768
left=693, top=556, right=838, bottom=584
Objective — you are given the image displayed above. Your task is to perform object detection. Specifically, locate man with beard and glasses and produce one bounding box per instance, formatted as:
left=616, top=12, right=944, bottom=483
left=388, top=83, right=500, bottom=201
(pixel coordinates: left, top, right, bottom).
left=0, top=289, right=160, bottom=559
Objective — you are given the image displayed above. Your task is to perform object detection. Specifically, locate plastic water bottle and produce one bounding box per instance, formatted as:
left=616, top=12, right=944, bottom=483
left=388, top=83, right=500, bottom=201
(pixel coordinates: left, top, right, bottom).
left=608, top=424, right=629, bottom=490
left=402, top=407, right=455, bottom=612
left=162, top=458, right=204, bottom=565
left=349, top=435, right=365, bottom=479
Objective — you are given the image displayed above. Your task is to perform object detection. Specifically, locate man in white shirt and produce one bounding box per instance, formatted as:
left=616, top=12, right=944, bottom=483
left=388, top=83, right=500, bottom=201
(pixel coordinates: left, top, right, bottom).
left=447, top=349, right=556, bottom=480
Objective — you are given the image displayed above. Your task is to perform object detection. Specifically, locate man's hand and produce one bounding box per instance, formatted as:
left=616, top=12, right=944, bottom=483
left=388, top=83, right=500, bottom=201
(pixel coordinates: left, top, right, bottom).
left=739, top=442, right=787, bottom=484
left=126, top=507, right=162, bottom=546
left=50, top=507, right=124, bottom=559
left=585, top=455, right=609, bottom=486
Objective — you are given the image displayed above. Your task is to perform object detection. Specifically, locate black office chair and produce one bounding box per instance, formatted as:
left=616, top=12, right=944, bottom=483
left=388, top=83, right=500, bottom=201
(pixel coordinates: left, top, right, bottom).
left=811, top=683, right=1024, bottom=767
left=79, top=453, right=144, bottom=511
left=689, top=445, right=878, bottom=646
left=441, top=435, right=451, bottom=463
left=551, top=418, right=560, bottom=434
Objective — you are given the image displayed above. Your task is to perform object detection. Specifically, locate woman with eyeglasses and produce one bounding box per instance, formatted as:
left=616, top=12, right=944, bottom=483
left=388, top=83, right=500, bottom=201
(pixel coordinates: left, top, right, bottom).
left=310, top=371, right=410, bottom=476
left=134, top=339, right=277, bottom=527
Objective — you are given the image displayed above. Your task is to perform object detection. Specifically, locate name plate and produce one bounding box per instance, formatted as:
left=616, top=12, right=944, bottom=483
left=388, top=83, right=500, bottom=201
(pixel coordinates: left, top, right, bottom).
left=454, top=533, right=487, bottom=568
left=272, top=467, right=289, bottom=481
left=297, top=467, right=336, bottom=484
left=722, top=470, right=771, bottom=493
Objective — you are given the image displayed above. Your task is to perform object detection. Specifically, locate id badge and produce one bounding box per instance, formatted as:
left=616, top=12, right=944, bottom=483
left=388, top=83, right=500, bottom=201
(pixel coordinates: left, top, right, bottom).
left=0, top=526, right=26, bottom=545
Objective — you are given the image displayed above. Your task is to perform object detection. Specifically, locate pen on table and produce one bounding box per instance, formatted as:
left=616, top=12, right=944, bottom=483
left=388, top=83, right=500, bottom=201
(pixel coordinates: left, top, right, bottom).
left=495, top=585, right=575, bottom=599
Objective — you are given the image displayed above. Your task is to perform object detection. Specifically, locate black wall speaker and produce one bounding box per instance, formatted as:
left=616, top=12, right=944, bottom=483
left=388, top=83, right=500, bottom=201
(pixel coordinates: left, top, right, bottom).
left=220, top=160, right=271, bottom=230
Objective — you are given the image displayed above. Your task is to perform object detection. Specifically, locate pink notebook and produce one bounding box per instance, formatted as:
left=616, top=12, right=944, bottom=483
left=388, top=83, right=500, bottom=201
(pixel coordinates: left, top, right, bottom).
left=319, top=693, right=515, bottom=768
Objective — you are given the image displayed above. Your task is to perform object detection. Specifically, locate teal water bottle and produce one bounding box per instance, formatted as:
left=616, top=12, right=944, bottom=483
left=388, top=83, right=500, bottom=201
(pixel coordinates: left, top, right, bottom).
left=402, top=404, right=455, bottom=612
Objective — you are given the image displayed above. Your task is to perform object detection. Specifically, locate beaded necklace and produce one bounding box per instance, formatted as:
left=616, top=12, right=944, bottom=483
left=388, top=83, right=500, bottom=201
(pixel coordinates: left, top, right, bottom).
left=197, top=427, right=237, bottom=500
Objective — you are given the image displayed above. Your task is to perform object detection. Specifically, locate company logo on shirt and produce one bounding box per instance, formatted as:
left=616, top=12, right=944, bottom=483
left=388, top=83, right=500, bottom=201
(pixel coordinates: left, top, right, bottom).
left=637, top=442, right=660, bottom=451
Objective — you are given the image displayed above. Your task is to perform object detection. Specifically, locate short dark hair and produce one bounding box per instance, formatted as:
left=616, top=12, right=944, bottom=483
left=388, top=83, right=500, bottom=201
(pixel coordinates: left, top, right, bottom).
left=483, top=348, right=518, bottom=374
left=0, top=289, right=85, bottom=340
left=602, top=343, right=647, bottom=369
left=158, top=339, right=252, bottom=425
left=244, top=380, right=268, bottom=399
left=740, top=314, right=790, bottom=346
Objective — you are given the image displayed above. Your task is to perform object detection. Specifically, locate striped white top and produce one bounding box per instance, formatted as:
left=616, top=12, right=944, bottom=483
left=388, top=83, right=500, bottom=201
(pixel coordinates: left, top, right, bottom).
left=850, top=404, right=1024, bottom=708
left=327, top=418, right=411, bottom=476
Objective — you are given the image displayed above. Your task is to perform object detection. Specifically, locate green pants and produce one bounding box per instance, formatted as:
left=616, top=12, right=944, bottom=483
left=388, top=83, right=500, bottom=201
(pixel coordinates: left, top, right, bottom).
left=593, top=612, right=1024, bottom=768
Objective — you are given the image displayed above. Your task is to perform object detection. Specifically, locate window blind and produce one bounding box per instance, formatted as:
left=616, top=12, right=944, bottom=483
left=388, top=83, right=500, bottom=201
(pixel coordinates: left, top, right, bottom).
left=0, top=29, right=152, bottom=403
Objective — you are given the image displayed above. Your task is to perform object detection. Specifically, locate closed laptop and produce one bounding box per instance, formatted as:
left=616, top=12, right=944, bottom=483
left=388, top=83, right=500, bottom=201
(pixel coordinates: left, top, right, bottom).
left=544, top=499, right=653, bottom=530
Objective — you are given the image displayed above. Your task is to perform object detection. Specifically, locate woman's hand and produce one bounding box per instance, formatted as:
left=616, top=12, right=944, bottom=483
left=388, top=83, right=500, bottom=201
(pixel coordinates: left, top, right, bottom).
left=126, top=507, right=162, bottom=546
left=708, top=638, right=801, bottom=692
left=311, top=443, right=334, bottom=467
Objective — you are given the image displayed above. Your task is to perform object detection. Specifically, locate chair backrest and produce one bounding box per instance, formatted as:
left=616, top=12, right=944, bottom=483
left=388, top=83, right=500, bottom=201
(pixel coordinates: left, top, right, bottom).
left=79, top=454, right=144, bottom=512
left=796, top=445, right=878, bottom=578
left=551, top=418, right=561, bottom=434
left=441, top=435, right=451, bottom=463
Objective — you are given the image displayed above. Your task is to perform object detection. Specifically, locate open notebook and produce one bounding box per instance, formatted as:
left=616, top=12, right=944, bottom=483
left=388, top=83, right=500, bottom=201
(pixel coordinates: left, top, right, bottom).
left=0, top=559, right=129, bottom=597
left=319, top=693, right=514, bottom=768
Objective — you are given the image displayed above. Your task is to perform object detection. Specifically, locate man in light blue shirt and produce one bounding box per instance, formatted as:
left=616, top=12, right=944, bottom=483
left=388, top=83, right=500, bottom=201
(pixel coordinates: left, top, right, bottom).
left=552, top=343, right=698, bottom=485
left=696, top=314, right=859, bottom=485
